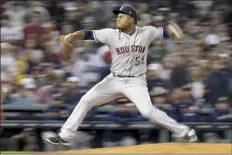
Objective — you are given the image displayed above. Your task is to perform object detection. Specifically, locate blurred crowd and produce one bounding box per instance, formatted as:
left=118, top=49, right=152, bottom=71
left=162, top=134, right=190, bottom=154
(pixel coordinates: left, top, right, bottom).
left=1, top=0, right=232, bottom=129
left=1, top=0, right=232, bottom=152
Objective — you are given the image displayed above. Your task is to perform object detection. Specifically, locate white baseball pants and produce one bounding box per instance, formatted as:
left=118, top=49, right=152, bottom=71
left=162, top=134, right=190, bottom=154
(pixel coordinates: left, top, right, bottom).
left=59, top=73, right=189, bottom=141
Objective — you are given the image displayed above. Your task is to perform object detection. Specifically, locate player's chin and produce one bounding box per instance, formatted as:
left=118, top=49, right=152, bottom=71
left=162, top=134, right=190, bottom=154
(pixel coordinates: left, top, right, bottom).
left=116, top=23, right=122, bottom=29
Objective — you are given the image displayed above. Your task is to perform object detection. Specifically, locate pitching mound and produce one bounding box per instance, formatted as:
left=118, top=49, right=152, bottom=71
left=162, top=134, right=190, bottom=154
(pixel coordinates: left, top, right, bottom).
left=52, top=143, right=231, bottom=154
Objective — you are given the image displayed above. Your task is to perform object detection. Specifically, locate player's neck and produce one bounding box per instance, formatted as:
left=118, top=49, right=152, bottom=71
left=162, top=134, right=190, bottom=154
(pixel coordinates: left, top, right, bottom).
left=121, top=25, right=136, bottom=36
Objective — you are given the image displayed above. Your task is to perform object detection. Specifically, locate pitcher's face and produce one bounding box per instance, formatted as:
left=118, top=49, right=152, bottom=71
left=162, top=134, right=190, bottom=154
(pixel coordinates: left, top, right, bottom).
left=116, top=13, right=133, bottom=30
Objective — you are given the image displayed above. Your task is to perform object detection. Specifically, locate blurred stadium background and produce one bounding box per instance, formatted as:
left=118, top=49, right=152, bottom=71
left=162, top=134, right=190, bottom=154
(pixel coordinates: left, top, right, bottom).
left=0, top=0, right=231, bottom=152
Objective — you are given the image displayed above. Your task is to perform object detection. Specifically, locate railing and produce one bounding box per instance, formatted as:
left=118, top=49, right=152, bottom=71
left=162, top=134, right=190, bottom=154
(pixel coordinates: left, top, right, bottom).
left=1, top=120, right=231, bottom=130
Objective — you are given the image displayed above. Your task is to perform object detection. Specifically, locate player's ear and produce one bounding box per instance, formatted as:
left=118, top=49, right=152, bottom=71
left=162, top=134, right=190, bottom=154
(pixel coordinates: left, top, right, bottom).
left=130, top=17, right=134, bottom=23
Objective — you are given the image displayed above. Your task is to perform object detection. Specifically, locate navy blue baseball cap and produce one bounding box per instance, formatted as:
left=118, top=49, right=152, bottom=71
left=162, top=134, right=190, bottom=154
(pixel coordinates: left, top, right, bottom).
left=113, top=5, right=137, bottom=24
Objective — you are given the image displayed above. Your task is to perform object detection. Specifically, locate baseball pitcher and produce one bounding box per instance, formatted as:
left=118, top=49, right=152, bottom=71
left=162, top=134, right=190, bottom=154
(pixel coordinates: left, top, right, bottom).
left=46, top=5, right=197, bottom=145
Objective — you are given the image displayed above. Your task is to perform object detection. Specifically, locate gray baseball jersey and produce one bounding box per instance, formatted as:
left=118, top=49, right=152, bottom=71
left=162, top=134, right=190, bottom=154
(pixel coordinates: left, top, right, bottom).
left=92, top=26, right=164, bottom=76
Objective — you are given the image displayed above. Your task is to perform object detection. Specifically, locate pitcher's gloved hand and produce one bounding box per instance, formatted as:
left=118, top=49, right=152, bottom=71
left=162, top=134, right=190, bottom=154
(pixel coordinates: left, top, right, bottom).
left=60, top=34, right=74, bottom=61
left=167, top=21, right=184, bottom=40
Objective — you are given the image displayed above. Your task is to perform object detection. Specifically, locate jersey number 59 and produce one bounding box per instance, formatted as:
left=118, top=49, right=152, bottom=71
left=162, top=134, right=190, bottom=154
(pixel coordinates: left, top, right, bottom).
left=135, top=55, right=145, bottom=66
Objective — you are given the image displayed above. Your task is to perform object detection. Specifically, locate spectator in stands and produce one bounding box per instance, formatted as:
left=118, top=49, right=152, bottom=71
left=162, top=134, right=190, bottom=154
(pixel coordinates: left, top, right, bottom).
left=3, top=1, right=28, bottom=27
left=73, top=49, right=100, bottom=86
left=0, top=14, right=24, bottom=46
left=83, top=1, right=103, bottom=27
left=150, top=87, right=177, bottom=121
left=26, top=1, right=51, bottom=24
left=10, top=77, right=38, bottom=103
left=36, top=66, right=62, bottom=105
left=171, top=86, right=200, bottom=122
left=178, top=86, right=200, bottom=122
left=24, top=38, right=44, bottom=73
left=36, top=65, right=66, bottom=105
left=85, top=103, right=116, bottom=121
left=23, top=10, right=52, bottom=48
left=43, top=41, right=62, bottom=67
left=43, top=101, right=70, bottom=120
left=96, top=45, right=111, bottom=81
left=219, top=54, right=232, bottom=95
left=36, top=84, right=54, bottom=105
left=60, top=76, right=81, bottom=105
left=204, top=27, right=221, bottom=50
left=205, top=58, right=229, bottom=104
left=61, top=21, right=75, bottom=35
left=45, top=0, right=65, bottom=31
left=137, top=2, right=151, bottom=27
left=1, top=43, right=17, bottom=90
left=169, top=53, right=191, bottom=89
left=210, top=97, right=232, bottom=122
left=190, top=67, right=208, bottom=104
left=146, top=63, right=167, bottom=92
left=149, top=16, right=171, bottom=56
left=14, top=52, right=29, bottom=85
left=63, top=3, right=82, bottom=32
left=32, top=63, right=56, bottom=87
left=81, top=16, right=97, bottom=30
left=105, top=98, right=144, bottom=124
left=158, top=59, right=172, bottom=81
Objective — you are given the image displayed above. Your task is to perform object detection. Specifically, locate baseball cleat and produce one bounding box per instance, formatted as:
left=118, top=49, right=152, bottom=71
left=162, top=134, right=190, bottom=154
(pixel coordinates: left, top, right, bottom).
left=46, top=136, right=71, bottom=146
left=172, top=128, right=198, bottom=142
left=185, top=129, right=198, bottom=142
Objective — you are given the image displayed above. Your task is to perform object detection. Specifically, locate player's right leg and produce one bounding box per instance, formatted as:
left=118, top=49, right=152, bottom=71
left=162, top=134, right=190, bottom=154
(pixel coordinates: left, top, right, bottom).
left=46, top=77, right=122, bottom=145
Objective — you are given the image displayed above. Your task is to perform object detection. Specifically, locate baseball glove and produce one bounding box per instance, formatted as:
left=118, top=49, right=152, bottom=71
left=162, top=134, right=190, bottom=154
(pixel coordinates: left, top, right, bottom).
left=60, top=35, right=73, bottom=62
left=167, top=21, right=184, bottom=40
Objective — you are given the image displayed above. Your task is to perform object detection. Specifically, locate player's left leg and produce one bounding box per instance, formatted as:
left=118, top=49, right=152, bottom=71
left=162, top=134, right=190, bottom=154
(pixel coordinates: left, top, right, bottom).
left=122, top=78, right=197, bottom=142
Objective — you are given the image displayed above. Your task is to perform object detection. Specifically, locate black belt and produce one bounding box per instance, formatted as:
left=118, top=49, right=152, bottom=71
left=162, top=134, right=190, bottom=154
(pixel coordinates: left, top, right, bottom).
left=113, top=72, right=143, bottom=78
